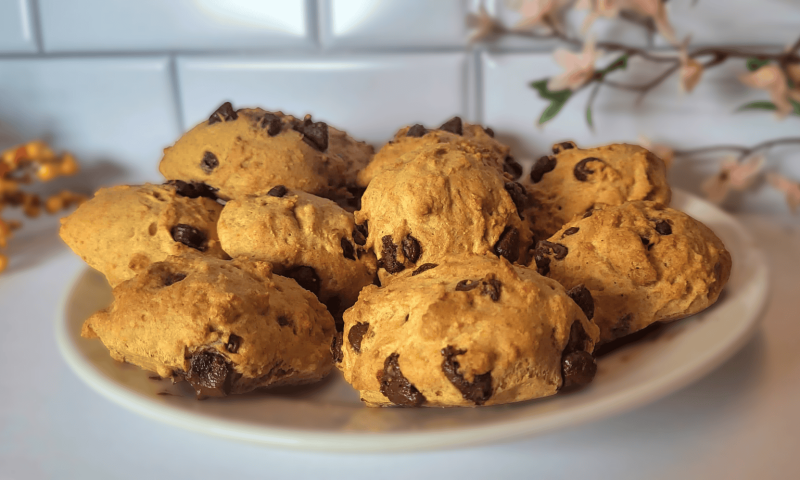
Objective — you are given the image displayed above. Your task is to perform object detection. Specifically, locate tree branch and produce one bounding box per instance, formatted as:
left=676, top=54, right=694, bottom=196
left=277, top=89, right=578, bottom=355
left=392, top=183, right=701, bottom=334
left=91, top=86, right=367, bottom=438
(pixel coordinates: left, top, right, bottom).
left=673, top=137, right=800, bottom=160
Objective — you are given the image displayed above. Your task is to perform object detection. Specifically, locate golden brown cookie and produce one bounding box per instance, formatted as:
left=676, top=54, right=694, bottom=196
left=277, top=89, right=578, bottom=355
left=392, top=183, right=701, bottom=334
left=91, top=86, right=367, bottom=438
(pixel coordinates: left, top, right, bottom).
left=524, top=142, right=671, bottom=241
left=217, top=186, right=377, bottom=328
left=159, top=102, right=373, bottom=201
left=59, top=183, right=227, bottom=287
left=531, top=201, right=731, bottom=344
left=82, top=254, right=336, bottom=397
left=355, top=143, right=533, bottom=282
left=335, top=254, right=599, bottom=407
left=356, top=117, right=518, bottom=188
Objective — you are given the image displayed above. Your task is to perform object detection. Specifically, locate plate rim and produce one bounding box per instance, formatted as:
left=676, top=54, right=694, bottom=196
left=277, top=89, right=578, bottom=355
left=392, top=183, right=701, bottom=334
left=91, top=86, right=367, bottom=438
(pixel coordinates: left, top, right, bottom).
left=54, top=189, right=769, bottom=452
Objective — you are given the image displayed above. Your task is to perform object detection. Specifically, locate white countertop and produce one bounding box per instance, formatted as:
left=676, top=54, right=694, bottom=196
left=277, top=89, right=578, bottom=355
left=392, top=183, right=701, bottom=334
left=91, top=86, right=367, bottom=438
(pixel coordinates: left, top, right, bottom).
left=1, top=213, right=798, bottom=480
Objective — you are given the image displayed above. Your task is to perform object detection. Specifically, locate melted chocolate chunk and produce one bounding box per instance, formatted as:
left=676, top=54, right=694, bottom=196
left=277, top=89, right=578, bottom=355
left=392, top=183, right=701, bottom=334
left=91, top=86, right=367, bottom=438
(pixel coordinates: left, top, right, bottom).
left=402, top=235, right=421, bottom=263
left=552, top=141, right=576, bottom=154
left=530, top=155, right=557, bottom=183
left=573, top=157, right=603, bottom=182
left=348, top=322, right=370, bottom=353
left=534, top=255, right=551, bottom=276
left=483, top=126, right=495, bottom=137
left=481, top=275, right=502, bottom=302
left=406, top=124, right=427, bottom=137
left=225, top=334, right=242, bottom=354
left=379, top=235, right=405, bottom=274
left=331, top=333, right=344, bottom=363
left=260, top=113, right=282, bottom=136
left=562, top=227, right=579, bottom=237
left=439, top=116, right=463, bottom=135
left=207, top=102, right=238, bottom=125
left=167, top=180, right=219, bottom=200
left=504, top=181, right=528, bottom=217
left=560, top=321, right=596, bottom=389
left=412, top=263, right=438, bottom=276
left=655, top=220, right=672, bottom=235
left=455, top=279, right=480, bottom=291
left=503, top=155, right=523, bottom=180
left=379, top=353, right=426, bottom=406
left=441, top=346, right=493, bottom=405
left=200, top=151, right=219, bottom=173
left=538, top=240, right=568, bottom=259
left=341, top=237, right=356, bottom=260
left=163, top=272, right=186, bottom=287
left=612, top=313, right=633, bottom=339
left=170, top=224, right=207, bottom=251
left=186, top=350, right=232, bottom=397
left=277, top=316, right=292, bottom=327
left=566, top=285, right=594, bottom=320
left=352, top=227, right=366, bottom=246
left=293, top=116, right=329, bottom=152
left=493, top=226, right=520, bottom=263
left=267, top=185, right=287, bottom=197
left=284, top=266, right=321, bottom=296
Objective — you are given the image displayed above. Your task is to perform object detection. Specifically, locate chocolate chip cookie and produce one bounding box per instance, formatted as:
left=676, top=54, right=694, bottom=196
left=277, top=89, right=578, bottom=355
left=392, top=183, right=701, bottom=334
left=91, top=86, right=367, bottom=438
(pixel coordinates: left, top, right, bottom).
left=355, top=143, right=533, bottom=281
left=159, top=103, right=374, bottom=201
left=531, top=201, right=731, bottom=344
left=81, top=254, right=336, bottom=397
left=59, top=183, right=227, bottom=287
left=335, top=254, right=599, bottom=407
left=525, top=142, right=671, bottom=241
left=356, top=117, right=518, bottom=188
left=217, top=187, right=377, bottom=329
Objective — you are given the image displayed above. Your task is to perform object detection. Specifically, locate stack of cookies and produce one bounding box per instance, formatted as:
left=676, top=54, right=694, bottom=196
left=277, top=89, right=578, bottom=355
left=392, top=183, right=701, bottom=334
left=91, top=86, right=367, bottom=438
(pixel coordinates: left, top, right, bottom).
left=61, top=102, right=731, bottom=407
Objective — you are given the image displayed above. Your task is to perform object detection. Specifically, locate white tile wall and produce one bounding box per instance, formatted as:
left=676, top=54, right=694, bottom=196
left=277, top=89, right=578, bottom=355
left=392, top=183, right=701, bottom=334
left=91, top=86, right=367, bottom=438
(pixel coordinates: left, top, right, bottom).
left=176, top=54, right=468, bottom=144
left=320, top=0, right=470, bottom=50
left=0, top=57, right=179, bottom=186
left=38, top=0, right=315, bottom=52
left=0, top=0, right=37, bottom=53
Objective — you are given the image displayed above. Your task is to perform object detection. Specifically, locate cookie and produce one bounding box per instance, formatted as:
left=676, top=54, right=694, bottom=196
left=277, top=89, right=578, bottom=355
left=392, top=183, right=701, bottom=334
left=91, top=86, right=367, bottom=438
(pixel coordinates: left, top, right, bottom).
left=356, top=117, right=519, bottom=188
left=59, top=183, right=226, bottom=287
left=355, top=143, right=533, bottom=281
left=81, top=254, right=336, bottom=397
left=335, top=254, right=600, bottom=407
left=531, top=201, right=731, bottom=344
left=159, top=103, right=374, bottom=201
left=217, top=187, right=377, bottom=328
left=524, top=142, right=671, bottom=241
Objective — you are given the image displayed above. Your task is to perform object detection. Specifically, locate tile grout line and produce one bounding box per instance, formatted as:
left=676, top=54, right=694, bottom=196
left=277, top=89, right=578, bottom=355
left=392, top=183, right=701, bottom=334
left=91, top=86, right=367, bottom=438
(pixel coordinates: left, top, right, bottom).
left=27, top=0, right=45, bottom=53
left=309, top=0, right=322, bottom=51
left=168, top=56, right=186, bottom=133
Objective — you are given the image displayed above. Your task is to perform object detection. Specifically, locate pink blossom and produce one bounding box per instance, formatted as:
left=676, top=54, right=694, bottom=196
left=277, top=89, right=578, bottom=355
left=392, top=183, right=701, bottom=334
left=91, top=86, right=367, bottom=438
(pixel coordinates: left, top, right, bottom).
left=513, top=0, right=570, bottom=30
left=767, top=173, right=800, bottom=213
left=740, top=65, right=793, bottom=119
left=678, top=37, right=703, bottom=93
left=701, top=155, right=765, bottom=204
left=547, top=36, right=603, bottom=91
left=468, top=6, right=503, bottom=42
left=575, top=0, right=676, bottom=44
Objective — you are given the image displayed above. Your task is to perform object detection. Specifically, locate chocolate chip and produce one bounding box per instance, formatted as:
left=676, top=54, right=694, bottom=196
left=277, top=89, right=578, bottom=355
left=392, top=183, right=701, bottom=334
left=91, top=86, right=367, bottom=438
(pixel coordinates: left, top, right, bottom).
left=164, top=272, right=186, bottom=286
left=481, top=275, right=502, bottom=302
left=439, top=116, right=463, bottom=135
left=504, top=182, right=528, bottom=217
left=379, top=235, right=405, bottom=274
left=562, top=227, right=580, bottom=237
left=167, top=180, right=219, bottom=201
left=186, top=350, right=232, bottom=397
left=533, top=240, right=567, bottom=275
left=612, top=313, right=633, bottom=339
left=493, top=226, right=520, bottom=263
left=207, top=102, right=238, bottom=125
left=267, top=185, right=287, bottom=197
left=352, top=227, right=366, bottom=246
left=503, top=155, right=523, bottom=180
left=379, top=353, right=426, bottom=406
left=354, top=222, right=368, bottom=243
left=412, top=263, right=438, bottom=276
left=534, top=255, right=551, bottom=276
left=200, top=151, right=219, bottom=173
left=441, top=346, right=492, bottom=406
left=560, top=321, right=596, bottom=389
left=341, top=237, right=356, bottom=260
left=574, top=157, right=603, bottom=182
left=655, top=220, right=672, bottom=235
left=331, top=333, right=343, bottom=363
left=455, top=279, right=480, bottom=291
left=406, top=124, right=427, bottom=137
left=552, top=141, right=576, bottom=154
left=284, top=266, right=321, bottom=296
left=566, top=285, right=594, bottom=320
left=583, top=208, right=594, bottom=218
left=483, top=126, right=495, bottom=137
left=530, top=155, right=557, bottom=183
left=260, top=113, right=282, bottom=136
left=170, top=224, right=207, bottom=251
left=225, top=334, right=242, bottom=354
left=538, top=240, right=568, bottom=259
left=641, top=236, right=652, bottom=249
left=348, top=322, right=369, bottom=353
left=293, top=116, right=328, bottom=151
left=402, top=235, right=421, bottom=264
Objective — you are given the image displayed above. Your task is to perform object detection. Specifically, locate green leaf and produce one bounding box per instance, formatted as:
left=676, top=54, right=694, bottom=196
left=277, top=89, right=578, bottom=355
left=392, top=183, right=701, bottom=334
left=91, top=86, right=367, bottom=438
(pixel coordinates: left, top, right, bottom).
left=539, top=94, right=572, bottom=125
left=586, top=105, right=593, bottom=128
left=746, top=58, right=770, bottom=71
left=599, top=54, right=629, bottom=76
left=736, top=100, right=800, bottom=116
left=793, top=99, right=800, bottom=115
left=530, top=78, right=572, bottom=102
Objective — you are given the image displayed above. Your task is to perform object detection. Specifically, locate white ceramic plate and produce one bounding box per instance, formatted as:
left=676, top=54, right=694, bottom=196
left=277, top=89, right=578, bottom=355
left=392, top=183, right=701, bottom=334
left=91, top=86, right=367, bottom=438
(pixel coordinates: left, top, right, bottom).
left=55, top=189, right=768, bottom=452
